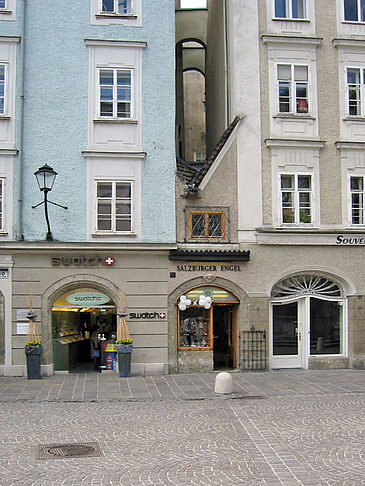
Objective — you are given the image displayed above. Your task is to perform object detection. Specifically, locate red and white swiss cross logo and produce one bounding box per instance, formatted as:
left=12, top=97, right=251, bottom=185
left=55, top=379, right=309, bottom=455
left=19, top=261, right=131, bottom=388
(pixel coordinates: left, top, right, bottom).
left=159, top=313, right=166, bottom=319
left=105, top=257, right=114, bottom=266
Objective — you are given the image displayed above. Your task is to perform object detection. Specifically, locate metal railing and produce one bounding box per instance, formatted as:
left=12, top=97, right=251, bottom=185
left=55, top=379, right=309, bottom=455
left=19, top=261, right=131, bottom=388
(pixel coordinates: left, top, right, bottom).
left=239, top=326, right=266, bottom=370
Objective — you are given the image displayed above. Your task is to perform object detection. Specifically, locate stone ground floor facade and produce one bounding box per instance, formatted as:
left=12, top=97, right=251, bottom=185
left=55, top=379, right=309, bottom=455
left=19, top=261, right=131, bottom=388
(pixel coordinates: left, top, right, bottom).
left=0, top=238, right=364, bottom=376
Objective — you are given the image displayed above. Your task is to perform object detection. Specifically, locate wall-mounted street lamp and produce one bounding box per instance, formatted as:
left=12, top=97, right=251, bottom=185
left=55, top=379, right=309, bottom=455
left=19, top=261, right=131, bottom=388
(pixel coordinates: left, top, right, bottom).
left=32, top=164, right=67, bottom=241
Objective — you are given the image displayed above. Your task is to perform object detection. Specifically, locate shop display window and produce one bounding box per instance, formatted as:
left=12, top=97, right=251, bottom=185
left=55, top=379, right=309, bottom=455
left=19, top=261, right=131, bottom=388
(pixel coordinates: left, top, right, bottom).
left=52, top=311, right=83, bottom=343
left=178, top=307, right=212, bottom=349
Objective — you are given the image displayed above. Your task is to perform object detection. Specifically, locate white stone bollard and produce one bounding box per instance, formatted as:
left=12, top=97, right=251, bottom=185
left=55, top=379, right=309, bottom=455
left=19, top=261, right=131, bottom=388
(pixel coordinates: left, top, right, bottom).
left=214, top=371, right=233, bottom=394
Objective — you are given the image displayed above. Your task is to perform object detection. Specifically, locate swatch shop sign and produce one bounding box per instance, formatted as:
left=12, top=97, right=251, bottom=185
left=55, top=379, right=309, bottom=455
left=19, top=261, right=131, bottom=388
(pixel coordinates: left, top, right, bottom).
left=51, top=256, right=115, bottom=266
left=66, top=293, right=110, bottom=306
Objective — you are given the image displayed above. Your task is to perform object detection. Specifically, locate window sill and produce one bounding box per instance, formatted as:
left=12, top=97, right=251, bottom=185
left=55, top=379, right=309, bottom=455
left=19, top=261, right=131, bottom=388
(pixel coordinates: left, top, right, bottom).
left=343, top=116, right=365, bottom=122
left=277, top=224, right=315, bottom=228
left=92, top=232, right=137, bottom=237
left=95, top=13, right=137, bottom=19
left=272, top=17, right=310, bottom=22
left=0, top=9, right=12, bottom=15
left=342, top=20, right=365, bottom=25
left=0, top=231, right=8, bottom=236
left=274, top=113, right=315, bottom=120
left=0, top=115, right=10, bottom=120
left=93, top=118, right=138, bottom=124
left=187, top=239, right=229, bottom=243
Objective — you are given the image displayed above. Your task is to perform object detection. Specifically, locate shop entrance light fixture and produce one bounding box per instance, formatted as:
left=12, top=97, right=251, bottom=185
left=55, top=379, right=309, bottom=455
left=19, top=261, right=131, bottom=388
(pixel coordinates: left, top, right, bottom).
left=32, top=164, right=68, bottom=241
left=178, top=294, right=212, bottom=311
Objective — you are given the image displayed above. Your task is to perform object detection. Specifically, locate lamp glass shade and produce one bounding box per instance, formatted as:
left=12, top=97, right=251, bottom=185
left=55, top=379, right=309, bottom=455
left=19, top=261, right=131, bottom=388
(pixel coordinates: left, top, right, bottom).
left=34, top=164, right=57, bottom=191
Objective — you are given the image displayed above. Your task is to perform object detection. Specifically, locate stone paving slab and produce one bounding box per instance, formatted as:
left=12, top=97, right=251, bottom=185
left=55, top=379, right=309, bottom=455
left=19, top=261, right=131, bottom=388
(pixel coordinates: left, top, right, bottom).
left=0, top=369, right=365, bottom=402
left=1, top=391, right=365, bottom=485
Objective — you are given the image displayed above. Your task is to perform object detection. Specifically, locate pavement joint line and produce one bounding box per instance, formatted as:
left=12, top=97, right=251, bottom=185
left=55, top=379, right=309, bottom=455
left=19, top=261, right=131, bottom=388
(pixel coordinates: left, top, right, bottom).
left=0, top=394, right=266, bottom=403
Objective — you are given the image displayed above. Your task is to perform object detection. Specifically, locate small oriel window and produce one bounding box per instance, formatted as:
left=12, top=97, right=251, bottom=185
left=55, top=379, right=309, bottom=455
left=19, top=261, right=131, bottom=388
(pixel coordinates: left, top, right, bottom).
left=186, top=207, right=229, bottom=242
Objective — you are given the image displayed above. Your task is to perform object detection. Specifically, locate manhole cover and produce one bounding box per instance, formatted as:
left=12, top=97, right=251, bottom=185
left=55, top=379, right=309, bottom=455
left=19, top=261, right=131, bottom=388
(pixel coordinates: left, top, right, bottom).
left=37, top=442, right=102, bottom=460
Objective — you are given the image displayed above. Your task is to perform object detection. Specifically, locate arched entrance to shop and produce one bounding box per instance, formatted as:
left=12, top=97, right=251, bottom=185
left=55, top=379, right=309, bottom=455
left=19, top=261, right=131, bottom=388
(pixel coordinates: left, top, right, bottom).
left=270, top=274, right=347, bottom=369
left=178, top=286, right=239, bottom=370
left=41, top=275, right=121, bottom=374
left=169, top=278, right=244, bottom=373
left=52, top=287, right=117, bottom=372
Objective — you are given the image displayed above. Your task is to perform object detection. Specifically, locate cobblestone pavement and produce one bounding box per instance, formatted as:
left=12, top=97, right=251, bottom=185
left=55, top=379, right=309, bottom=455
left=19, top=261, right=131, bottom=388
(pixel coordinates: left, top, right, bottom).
left=1, top=370, right=365, bottom=485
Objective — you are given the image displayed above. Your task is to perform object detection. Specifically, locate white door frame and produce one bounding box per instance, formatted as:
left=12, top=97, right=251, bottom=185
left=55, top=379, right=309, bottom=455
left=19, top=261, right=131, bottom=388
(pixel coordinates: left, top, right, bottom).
left=270, top=295, right=346, bottom=370
left=270, top=298, right=307, bottom=369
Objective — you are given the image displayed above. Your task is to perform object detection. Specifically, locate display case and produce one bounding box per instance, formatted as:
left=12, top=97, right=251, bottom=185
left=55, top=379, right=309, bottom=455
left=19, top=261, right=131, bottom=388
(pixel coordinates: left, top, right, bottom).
left=178, top=307, right=212, bottom=349
left=52, top=311, right=86, bottom=371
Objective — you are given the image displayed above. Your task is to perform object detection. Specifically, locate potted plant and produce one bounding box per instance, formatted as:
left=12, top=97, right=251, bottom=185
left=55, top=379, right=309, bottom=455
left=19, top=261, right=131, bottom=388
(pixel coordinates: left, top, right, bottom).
left=25, top=296, right=42, bottom=380
left=116, top=294, right=133, bottom=377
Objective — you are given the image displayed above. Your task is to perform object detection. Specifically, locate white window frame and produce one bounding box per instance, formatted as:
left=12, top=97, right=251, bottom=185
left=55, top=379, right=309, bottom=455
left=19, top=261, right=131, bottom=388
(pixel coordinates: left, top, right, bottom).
left=279, top=173, right=314, bottom=225
left=0, top=178, right=4, bottom=231
left=98, top=67, right=133, bottom=120
left=346, top=67, right=365, bottom=117
left=100, top=0, right=133, bottom=15
left=277, top=63, right=310, bottom=115
left=274, top=0, right=307, bottom=20
left=0, top=0, right=6, bottom=9
left=95, top=180, right=133, bottom=234
left=348, top=174, right=364, bottom=225
left=0, top=0, right=16, bottom=19
left=193, top=152, right=206, bottom=163
left=0, top=63, right=6, bottom=116
left=343, top=0, right=365, bottom=22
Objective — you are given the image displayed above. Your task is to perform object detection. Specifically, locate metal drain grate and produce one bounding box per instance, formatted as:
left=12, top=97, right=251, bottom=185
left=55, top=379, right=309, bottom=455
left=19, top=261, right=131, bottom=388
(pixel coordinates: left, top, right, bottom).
left=37, top=442, right=102, bottom=460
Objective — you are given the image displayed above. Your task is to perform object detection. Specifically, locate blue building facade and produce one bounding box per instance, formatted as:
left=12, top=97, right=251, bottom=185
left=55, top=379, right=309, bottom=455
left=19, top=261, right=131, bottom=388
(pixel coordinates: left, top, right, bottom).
left=0, top=1, right=176, bottom=376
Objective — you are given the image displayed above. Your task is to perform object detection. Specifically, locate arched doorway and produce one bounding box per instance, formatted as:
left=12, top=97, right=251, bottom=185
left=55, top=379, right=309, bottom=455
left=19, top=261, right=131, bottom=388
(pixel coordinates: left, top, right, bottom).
left=270, top=275, right=347, bottom=369
left=176, top=38, right=206, bottom=161
left=52, top=287, right=117, bottom=372
left=177, top=285, right=239, bottom=371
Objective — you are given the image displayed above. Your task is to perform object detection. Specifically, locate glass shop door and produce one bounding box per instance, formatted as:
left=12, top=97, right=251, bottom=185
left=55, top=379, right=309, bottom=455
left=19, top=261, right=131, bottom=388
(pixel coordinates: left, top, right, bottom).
left=271, top=301, right=304, bottom=369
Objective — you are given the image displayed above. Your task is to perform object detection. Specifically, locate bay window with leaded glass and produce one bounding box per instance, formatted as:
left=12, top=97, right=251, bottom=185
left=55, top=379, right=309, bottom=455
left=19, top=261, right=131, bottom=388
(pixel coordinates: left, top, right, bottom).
left=186, top=208, right=229, bottom=242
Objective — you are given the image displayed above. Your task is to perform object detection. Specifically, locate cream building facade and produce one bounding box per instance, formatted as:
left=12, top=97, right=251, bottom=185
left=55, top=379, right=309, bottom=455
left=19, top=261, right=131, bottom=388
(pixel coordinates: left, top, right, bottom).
left=171, top=0, right=365, bottom=373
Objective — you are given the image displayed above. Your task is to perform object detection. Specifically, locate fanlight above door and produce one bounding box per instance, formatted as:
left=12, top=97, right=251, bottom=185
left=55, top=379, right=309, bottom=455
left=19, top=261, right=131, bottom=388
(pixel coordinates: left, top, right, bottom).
left=271, top=275, right=342, bottom=300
